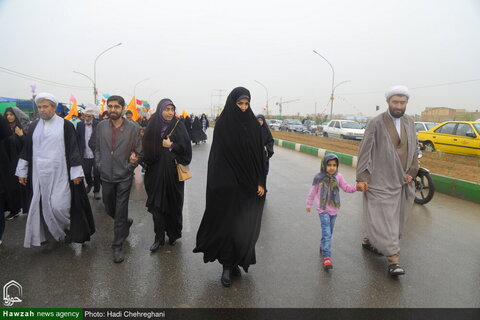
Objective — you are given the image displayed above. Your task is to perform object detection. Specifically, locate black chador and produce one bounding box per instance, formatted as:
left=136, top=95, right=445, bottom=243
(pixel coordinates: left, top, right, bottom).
left=193, top=87, right=266, bottom=285
left=190, top=117, right=207, bottom=144
left=143, top=99, right=192, bottom=250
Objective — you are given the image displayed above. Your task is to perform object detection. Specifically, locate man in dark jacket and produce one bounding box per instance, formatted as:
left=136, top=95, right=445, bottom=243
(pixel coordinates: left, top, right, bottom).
left=76, top=108, right=101, bottom=199
left=91, top=95, right=143, bottom=263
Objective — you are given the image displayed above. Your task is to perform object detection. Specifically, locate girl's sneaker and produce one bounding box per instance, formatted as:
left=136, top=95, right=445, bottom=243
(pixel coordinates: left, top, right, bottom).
left=323, top=257, right=333, bottom=270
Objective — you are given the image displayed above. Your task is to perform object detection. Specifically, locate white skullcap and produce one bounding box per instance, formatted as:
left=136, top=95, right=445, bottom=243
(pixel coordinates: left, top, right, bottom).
left=84, top=107, right=95, bottom=115
left=385, top=85, right=410, bottom=100
left=35, top=92, right=58, bottom=106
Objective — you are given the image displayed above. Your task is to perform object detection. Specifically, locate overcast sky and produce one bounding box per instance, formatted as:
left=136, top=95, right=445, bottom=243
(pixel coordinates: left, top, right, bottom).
left=1, top=0, right=479, bottom=117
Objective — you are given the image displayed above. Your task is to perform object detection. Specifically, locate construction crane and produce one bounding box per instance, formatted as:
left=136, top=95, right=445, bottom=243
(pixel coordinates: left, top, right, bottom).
left=275, top=98, right=300, bottom=116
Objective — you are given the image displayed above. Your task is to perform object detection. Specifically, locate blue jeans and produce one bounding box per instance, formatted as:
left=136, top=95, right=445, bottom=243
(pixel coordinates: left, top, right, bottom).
left=319, top=211, right=337, bottom=258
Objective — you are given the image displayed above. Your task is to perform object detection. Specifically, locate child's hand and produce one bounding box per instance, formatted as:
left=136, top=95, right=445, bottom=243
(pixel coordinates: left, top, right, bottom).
left=306, top=207, right=311, bottom=213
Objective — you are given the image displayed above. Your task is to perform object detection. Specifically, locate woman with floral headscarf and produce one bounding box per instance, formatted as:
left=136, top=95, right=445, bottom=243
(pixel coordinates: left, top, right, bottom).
left=305, top=153, right=360, bottom=270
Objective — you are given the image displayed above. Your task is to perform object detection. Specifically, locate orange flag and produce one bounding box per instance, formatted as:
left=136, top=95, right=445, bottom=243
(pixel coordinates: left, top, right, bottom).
left=126, top=97, right=140, bottom=121
left=65, top=100, right=78, bottom=120
left=99, top=98, right=106, bottom=115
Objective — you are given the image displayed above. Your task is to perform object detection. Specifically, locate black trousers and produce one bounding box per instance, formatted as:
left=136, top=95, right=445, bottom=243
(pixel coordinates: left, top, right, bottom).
left=82, top=158, right=101, bottom=193
left=102, top=179, right=132, bottom=248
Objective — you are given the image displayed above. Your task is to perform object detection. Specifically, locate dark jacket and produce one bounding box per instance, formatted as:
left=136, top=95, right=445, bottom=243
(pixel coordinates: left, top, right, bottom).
left=76, top=119, right=99, bottom=159
left=91, top=119, right=143, bottom=183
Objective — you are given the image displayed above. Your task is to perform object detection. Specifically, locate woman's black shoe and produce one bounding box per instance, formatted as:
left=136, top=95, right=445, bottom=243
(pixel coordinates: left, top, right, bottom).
left=150, top=238, right=165, bottom=252
left=232, top=265, right=241, bottom=277
left=221, top=267, right=232, bottom=287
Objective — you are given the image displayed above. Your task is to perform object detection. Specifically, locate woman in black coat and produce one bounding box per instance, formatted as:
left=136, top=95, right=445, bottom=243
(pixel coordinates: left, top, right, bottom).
left=143, top=99, right=192, bottom=252
left=1, top=107, right=30, bottom=219
left=256, top=114, right=274, bottom=186
left=193, top=87, right=266, bottom=287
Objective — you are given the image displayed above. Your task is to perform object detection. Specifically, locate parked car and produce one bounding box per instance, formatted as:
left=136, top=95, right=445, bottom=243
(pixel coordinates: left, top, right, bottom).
left=417, top=121, right=480, bottom=156
left=317, top=121, right=330, bottom=134
left=280, top=119, right=307, bottom=133
left=268, top=119, right=282, bottom=131
left=322, top=120, right=365, bottom=140
left=415, top=122, right=438, bottom=133
left=303, top=120, right=319, bottom=135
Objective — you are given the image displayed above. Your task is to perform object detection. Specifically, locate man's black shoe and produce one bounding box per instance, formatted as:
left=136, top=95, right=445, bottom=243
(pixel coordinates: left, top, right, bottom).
left=113, top=247, right=124, bottom=263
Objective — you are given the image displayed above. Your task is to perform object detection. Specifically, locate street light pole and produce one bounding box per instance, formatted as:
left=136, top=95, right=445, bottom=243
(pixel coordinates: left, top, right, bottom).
left=313, top=50, right=335, bottom=120
left=133, top=78, right=150, bottom=98
left=93, top=42, right=122, bottom=105
left=73, top=71, right=95, bottom=104
left=254, top=80, right=269, bottom=115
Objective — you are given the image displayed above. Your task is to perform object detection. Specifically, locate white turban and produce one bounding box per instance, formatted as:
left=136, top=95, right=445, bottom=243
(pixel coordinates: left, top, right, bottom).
left=35, top=92, right=58, bottom=106
left=84, top=107, right=95, bottom=115
left=385, top=85, right=410, bottom=100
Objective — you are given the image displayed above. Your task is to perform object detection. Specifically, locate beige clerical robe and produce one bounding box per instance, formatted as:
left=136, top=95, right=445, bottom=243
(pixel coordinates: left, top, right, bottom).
left=356, top=112, right=419, bottom=256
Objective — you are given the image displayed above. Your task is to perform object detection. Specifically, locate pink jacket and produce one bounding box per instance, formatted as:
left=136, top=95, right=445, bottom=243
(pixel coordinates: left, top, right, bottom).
left=306, top=173, right=357, bottom=215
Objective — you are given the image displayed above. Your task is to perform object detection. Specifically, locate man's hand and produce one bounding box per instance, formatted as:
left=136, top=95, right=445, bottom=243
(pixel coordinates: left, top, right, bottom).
left=163, top=137, right=173, bottom=148
left=306, top=207, right=311, bottom=213
left=405, top=175, right=413, bottom=184
left=18, top=177, right=27, bottom=186
left=129, top=152, right=138, bottom=164
left=73, top=177, right=82, bottom=185
left=356, top=182, right=368, bottom=191
left=257, top=185, right=265, bottom=197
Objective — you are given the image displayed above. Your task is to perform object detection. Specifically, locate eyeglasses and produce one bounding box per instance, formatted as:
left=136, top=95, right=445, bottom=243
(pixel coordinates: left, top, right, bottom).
left=107, top=105, right=122, bottom=110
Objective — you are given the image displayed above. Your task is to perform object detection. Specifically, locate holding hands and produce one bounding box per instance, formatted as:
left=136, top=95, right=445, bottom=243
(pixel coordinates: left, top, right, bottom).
left=356, top=182, right=368, bottom=192
left=129, top=152, right=138, bottom=164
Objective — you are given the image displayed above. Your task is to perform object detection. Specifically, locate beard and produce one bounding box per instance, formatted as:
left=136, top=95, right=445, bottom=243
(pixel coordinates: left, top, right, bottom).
left=388, top=106, right=405, bottom=118
left=108, top=112, right=121, bottom=120
left=40, top=113, right=54, bottom=120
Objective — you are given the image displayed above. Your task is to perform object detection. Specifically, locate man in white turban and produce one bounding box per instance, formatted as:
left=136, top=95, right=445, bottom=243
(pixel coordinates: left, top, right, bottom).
left=356, top=85, right=418, bottom=276
left=16, top=93, right=95, bottom=248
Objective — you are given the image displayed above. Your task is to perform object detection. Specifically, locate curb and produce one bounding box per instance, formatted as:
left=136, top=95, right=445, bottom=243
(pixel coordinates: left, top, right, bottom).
left=274, top=138, right=480, bottom=204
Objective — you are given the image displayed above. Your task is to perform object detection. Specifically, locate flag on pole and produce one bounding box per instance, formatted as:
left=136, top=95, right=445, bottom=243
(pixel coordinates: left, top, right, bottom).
left=127, top=97, right=140, bottom=121
left=65, top=95, right=78, bottom=120
left=100, top=98, right=106, bottom=115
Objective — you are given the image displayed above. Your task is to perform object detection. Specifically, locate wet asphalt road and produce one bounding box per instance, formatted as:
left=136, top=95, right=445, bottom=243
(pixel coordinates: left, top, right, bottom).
left=1, top=128, right=480, bottom=308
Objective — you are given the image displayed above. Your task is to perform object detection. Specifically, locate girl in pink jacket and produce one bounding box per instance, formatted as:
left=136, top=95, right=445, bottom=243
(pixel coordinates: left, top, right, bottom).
left=306, top=153, right=359, bottom=270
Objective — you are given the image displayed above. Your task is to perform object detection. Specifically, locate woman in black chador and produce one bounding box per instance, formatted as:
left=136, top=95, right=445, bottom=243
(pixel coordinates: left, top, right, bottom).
left=143, top=99, right=192, bottom=252
left=0, top=107, right=30, bottom=220
left=193, top=87, right=266, bottom=287
left=256, top=114, right=274, bottom=187
left=190, top=116, right=207, bottom=144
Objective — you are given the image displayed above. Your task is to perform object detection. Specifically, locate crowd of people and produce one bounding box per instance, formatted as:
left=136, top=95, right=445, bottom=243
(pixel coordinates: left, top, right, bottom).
left=0, top=85, right=418, bottom=286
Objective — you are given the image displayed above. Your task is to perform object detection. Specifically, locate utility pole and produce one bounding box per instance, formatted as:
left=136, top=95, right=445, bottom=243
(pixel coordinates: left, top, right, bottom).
left=211, top=89, right=226, bottom=117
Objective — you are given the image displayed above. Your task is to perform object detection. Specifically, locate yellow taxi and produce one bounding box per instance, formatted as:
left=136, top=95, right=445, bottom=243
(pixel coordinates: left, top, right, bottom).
left=417, top=121, right=480, bottom=156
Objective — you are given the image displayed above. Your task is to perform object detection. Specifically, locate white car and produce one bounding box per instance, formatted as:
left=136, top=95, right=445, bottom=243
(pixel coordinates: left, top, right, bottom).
left=323, top=120, right=365, bottom=140
left=268, top=119, right=282, bottom=131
